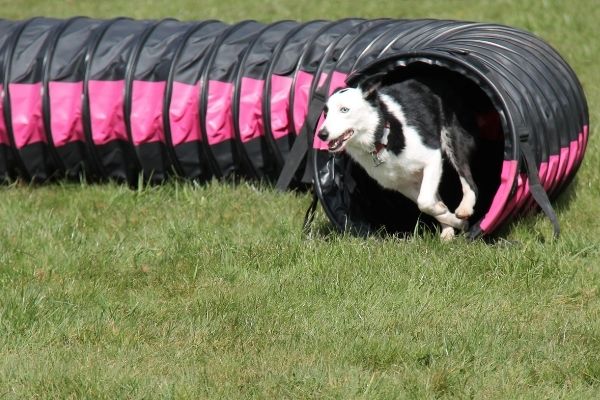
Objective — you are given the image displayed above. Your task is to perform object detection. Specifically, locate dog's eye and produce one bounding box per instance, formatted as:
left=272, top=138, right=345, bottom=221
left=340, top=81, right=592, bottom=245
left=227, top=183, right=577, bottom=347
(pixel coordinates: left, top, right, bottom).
left=323, top=106, right=328, bottom=117
left=340, top=106, right=349, bottom=113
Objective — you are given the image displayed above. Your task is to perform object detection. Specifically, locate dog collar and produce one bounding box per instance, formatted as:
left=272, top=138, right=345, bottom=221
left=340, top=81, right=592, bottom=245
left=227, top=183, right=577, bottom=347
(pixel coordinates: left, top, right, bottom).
left=370, top=122, right=389, bottom=167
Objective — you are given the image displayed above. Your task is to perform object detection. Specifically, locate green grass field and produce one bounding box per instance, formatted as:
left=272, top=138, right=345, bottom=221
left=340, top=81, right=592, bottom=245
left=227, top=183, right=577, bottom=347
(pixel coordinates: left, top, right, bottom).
left=1, top=0, right=599, bottom=398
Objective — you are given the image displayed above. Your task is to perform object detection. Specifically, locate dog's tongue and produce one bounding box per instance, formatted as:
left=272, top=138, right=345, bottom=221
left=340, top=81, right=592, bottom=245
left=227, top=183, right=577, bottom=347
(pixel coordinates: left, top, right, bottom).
left=327, top=129, right=353, bottom=153
left=328, top=138, right=342, bottom=152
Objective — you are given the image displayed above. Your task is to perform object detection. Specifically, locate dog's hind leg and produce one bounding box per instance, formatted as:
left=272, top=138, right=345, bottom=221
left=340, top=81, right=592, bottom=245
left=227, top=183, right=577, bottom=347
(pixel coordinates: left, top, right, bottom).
left=401, top=182, right=463, bottom=239
left=456, top=174, right=478, bottom=220
left=442, top=124, right=478, bottom=220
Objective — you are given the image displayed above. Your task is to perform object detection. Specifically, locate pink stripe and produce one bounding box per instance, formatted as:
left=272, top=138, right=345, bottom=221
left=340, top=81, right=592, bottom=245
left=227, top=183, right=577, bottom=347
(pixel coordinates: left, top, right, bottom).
left=524, top=154, right=560, bottom=213
left=479, top=159, right=518, bottom=232
left=582, top=125, right=589, bottom=159
left=553, top=146, right=570, bottom=190
left=205, top=80, right=234, bottom=145
left=329, top=71, right=348, bottom=92
left=576, top=131, right=584, bottom=165
left=0, top=84, right=8, bottom=145
left=238, top=77, right=264, bottom=143
left=9, top=82, right=45, bottom=149
left=518, top=177, right=532, bottom=213
left=512, top=173, right=528, bottom=209
left=574, top=126, right=588, bottom=169
left=311, top=72, right=328, bottom=150
left=169, top=81, right=201, bottom=146
left=88, top=80, right=128, bottom=145
left=318, top=72, right=328, bottom=87
left=270, top=75, right=293, bottom=140
left=564, top=139, right=579, bottom=178
left=489, top=171, right=528, bottom=232
left=540, top=154, right=559, bottom=192
left=292, top=70, right=314, bottom=134
left=547, top=154, right=559, bottom=191
left=48, top=81, right=84, bottom=146
left=130, top=80, right=166, bottom=145
left=524, top=145, right=572, bottom=215
left=517, top=174, right=532, bottom=211
left=538, top=161, right=549, bottom=191
left=312, top=135, right=329, bottom=151
left=313, top=71, right=348, bottom=150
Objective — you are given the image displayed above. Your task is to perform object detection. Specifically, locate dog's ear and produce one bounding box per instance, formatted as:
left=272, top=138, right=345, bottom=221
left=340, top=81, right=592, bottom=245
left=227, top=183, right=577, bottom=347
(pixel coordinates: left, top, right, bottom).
left=356, top=72, right=386, bottom=100
left=361, top=80, right=382, bottom=101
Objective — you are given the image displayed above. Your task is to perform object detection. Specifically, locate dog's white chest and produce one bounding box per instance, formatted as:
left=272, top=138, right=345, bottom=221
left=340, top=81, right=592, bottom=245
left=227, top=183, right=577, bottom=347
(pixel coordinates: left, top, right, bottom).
left=346, top=124, right=441, bottom=195
left=350, top=148, right=423, bottom=190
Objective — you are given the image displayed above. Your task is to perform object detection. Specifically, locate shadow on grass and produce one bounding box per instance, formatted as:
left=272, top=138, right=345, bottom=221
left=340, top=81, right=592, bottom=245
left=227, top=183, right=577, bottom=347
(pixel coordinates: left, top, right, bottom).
left=306, top=217, right=439, bottom=243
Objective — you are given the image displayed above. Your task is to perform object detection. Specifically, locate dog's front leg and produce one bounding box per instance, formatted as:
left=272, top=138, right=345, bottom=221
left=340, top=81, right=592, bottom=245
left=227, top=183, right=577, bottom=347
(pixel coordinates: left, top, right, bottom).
left=417, top=154, right=467, bottom=232
left=439, top=224, right=456, bottom=241
left=401, top=181, right=462, bottom=239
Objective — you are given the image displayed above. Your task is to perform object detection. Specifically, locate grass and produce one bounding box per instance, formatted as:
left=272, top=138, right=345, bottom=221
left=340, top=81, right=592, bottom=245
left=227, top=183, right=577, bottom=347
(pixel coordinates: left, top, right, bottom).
left=0, top=0, right=599, bottom=398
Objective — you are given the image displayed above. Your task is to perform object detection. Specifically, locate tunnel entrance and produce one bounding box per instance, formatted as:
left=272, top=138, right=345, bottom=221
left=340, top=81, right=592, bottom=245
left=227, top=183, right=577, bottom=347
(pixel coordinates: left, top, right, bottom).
left=313, top=62, right=506, bottom=237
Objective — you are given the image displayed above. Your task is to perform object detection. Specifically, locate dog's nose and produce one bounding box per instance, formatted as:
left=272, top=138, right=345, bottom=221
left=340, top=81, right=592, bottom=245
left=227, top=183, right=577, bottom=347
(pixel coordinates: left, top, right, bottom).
left=317, top=128, right=329, bottom=141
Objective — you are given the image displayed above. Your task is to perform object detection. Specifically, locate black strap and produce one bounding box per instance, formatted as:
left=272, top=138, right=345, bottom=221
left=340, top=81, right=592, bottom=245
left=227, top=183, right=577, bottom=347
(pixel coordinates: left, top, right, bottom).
left=302, top=190, right=319, bottom=235
left=275, top=92, right=326, bottom=191
left=521, top=142, right=560, bottom=238
left=275, top=127, right=309, bottom=190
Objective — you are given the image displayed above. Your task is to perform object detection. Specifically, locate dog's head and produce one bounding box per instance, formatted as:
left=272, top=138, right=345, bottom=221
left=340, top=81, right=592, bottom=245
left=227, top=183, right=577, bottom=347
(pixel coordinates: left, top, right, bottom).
left=317, top=82, right=382, bottom=153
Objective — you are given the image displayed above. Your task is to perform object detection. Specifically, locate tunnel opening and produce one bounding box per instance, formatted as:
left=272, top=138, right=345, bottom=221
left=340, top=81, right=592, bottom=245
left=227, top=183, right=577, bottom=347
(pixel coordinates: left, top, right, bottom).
left=314, top=61, right=507, bottom=237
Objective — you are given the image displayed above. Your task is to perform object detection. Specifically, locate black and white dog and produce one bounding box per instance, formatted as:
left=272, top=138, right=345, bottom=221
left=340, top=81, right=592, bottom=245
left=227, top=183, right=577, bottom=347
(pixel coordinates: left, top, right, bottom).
left=317, top=78, right=477, bottom=240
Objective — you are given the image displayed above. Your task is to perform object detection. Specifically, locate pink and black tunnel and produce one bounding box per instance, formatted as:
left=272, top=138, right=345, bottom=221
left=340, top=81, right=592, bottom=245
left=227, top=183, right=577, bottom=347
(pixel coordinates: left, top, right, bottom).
left=0, top=18, right=589, bottom=238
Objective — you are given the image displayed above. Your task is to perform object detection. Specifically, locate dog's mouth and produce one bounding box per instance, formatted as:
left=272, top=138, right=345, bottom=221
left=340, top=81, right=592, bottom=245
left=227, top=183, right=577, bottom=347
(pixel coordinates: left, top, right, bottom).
left=327, top=129, right=354, bottom=153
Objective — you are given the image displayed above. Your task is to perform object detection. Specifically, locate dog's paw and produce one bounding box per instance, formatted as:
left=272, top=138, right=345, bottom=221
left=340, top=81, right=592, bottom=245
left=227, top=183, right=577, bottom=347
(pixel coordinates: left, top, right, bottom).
left=435, top=211, right=469, bottom=231
left=440, top=226, right=455, bottom=241
left=450, top=216, right=469, bottom=231
left=455, top=204, right=474, bottom=220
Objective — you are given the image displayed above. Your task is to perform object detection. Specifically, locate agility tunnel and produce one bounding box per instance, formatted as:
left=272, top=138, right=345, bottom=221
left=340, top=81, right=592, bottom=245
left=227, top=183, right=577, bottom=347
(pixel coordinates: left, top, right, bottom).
left=0, top=18, right=589, bottom=238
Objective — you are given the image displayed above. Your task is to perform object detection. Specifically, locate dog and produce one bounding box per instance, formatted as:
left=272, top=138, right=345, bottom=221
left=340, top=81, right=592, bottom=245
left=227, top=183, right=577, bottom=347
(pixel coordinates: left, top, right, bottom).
left=317, top=77, right=478, bottom=240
